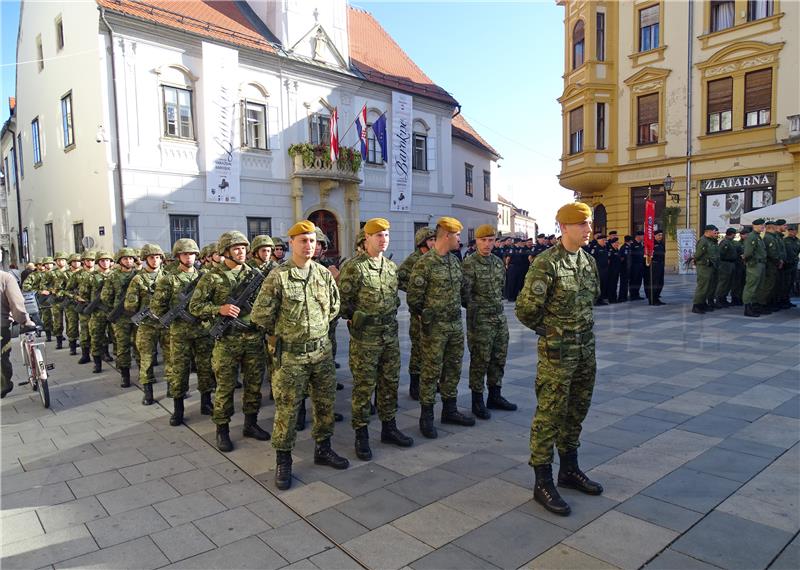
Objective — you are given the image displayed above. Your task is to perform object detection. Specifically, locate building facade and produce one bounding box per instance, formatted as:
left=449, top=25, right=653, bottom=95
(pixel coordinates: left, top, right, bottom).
left=558, top=0, right=799, bottom=269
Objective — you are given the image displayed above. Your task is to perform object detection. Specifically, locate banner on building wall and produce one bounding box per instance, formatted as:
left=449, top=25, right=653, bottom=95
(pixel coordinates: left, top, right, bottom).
left=390, top=91, right=413, bottom=212
left=202, top=42, right=240, bottom=203
left=644, top=198, right=655, bottom=258
left=677, top=228, right=696, bottom=275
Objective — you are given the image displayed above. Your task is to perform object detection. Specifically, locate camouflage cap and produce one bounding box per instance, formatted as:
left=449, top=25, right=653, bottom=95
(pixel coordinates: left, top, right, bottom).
left=251, top=235, right=275, bottom=251
left=140, top=243, right=164, bottom=258
left=68, top=253, right=82, bottom=263
left=414, top=226, right=435, bottom=248
left=81, top=250, right=96, bottom=261
left=172, top=238, right=200, bottom=256
left=272, top=237, right=285, bottom=249
left=217, top=231, right=249, bottom=254
left=41, top=256, right=54, bottom=264
left=54, top=251, right=69, bottom=260
left=314, top=226, right=328, bottom=247
left=95, top=250, right=114, bottom=261
left=115, top=247, right=137, bottom=261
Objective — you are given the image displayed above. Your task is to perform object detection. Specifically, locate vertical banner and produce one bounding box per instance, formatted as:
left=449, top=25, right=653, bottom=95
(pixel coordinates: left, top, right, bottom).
left=202, top=42, right=240, bottom=203
left=677, top=228, right=696, bottom=275
left=644, top=198, right=655, bottom=258
left=390, top=91, right=413, bottom=212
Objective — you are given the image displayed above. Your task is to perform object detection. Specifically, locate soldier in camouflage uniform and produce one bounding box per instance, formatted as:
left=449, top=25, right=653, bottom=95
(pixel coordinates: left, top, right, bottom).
left=247, top=235, right=278, bottom=275
left=152, top=239, right=216, bottom=426
left=714, top=228, right=738, bottom=307
left=63, top=254, right=83, bottom=354
left=397, top=226, right=435, bottom=400
left=102, top=248, right=138, bottom=387
left=691, top=225, right=720, bottom=314
left=756, top=220, right=782, bottom=313
left=25, top=258, right=54, bottom=341
left=46, top=252, right=70, bottom=349
left=338, top=218, right=413, bottom=460
left=462, top=224, right=517, bottom=420
left=783, top=224, right=799, bottom=304
left=72, top=251, right=96, bottom=363
left=743, top=219, right=766, bottom=317
left=86, top=251, right=114, bottom=373
left=515, top=202, right=603, bottom=517
left=251, top=220, right=349, bottom=490
left=189, top=231, right=270, bottom=452
left=407, top=217, right=474, bottom=439
left=271, top=238, right=286, bottom=265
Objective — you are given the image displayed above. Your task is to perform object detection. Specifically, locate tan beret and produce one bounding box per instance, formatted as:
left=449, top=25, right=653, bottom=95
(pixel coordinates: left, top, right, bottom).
left=437, top=216, right=463, bottom=233
left=475, top=224, right=496, bottom=239
left=288, top=220, right=316, bottom=237
left=364, top=218, right=390, bottom=234
left=556, top=202, right=592, bottom=224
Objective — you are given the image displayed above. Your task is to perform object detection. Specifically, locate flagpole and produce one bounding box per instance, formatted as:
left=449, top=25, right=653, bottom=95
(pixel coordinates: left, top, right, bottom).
left=339, top=104, right=367, bottom=143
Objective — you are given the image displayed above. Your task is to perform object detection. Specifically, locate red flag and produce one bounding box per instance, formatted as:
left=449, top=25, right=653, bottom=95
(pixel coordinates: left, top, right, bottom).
left=330, top=107, right=339, bottom=162
left=644, top=198, right=656, bottom=257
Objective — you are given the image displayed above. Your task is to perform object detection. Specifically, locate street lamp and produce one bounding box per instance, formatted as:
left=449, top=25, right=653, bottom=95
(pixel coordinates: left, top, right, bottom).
left=664, top=173, right=679, bottom=203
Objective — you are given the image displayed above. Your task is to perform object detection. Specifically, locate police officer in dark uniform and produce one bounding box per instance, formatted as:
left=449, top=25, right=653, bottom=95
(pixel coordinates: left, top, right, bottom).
left=590, top=235, right=609, bottom=305
left=607, top=237, right=621, bottom=303
left=629, top=231, right=645, bottom=299
left=617, top=236, right=632, bottom=302
left=645, top=229, right=666, bottom=305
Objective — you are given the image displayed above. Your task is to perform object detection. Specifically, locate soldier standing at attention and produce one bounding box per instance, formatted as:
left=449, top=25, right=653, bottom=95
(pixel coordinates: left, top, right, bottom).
left=589, top=235, right=609, bottom=305
left=48, top=252, right=70, bottom=349
left=515, top=202, right=603, bottom=517
left=25, top=258, right=54, bottom=341
left=732, top=226, right=749, bottom=306
left=784, top=224, right=799, bottom=304
left=407, top=217, right=474, bottom=439
left=646, top=230, right=666, bottom=305
left=462, top=224, right=517, bottom=421
left=628, top=231, right=645, bottom=300
left=397, top=226, right=435, bottom=400
left=742, top=219, right=766, bottom=317
left=73, top=251, right=96, bottom=363
left=64, top=253, right=83, bottom=355
left=691, top=225, right=720, bottom=314
left=102, top=248, right=137, bottom=387
left=715, top=228, right=739, bottom=307
left=87, top=251, right=114, bottom=373
left=271, top=238, right=287, bottom=265
left=606, top=238, right=621, bottom=303
left=251, top=221, right=349, bottom=490
left=189, top=232, right=270, bottom=452
left=338, top=218, right=414, bottom=460
left=248, top=235, right=278, bottom=274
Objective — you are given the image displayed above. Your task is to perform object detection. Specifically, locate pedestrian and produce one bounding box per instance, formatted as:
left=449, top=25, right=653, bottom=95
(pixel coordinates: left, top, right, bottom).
left=628, top=231, right=645, bottom=300
left=515, top=202, right=603, bottom=517
left=2, top=271, right=37, bottom=398
left=691, top=225, right=720, bottom=314
left=743, top=219, right=766, bottom=317
left=714, top=228, right=738, bottom=307
left=644, top=229, right=666, bottom=305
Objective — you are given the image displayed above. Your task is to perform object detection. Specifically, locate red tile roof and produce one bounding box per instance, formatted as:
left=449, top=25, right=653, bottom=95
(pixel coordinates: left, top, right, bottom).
left=452, top=114, right=500, bottom=159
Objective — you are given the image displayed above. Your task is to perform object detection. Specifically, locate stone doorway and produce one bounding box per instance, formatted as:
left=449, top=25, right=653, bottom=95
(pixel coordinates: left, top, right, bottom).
left=309, top=209, right=340, bottom=258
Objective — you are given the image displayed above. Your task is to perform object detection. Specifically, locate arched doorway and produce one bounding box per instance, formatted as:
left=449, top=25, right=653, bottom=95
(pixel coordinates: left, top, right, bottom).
left=308, top=209, right=339, bottom=258
left=593, top=204, right=607, bottom=235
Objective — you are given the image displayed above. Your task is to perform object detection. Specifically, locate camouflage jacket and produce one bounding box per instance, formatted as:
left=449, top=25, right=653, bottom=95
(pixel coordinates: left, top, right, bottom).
left=87, top=269, right=112, bottom=309
left=743, top=232, right=766, bottom=264
left=101, top=269, right=137, bottom=317
left=397, top=249, right=423, bottom=292
left=406, top=250, right=467, bottom=321
left=124, top=268, right=164, bottom=314
left=247, top=258, right=279, bottom=276
left=69, top=269, right=94, bottom=302
left=461, top=252, right=505, bottom=318
left=151, top=267, right=205, bottom=334
left=22, top=271, right=43, bottom=292
left=694, top=236, right=720, bottom=267
left=337, top=254, right=400, bottom=323
left=188, top=262, right=260, bottom=326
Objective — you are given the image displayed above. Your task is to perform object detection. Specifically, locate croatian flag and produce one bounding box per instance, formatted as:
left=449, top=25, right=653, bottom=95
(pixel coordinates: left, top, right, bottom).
left=372, top=112, right=388, bottom=162
left=330, top=107, right=339, bottom=162
left=355, top=104, right=368, bottom=159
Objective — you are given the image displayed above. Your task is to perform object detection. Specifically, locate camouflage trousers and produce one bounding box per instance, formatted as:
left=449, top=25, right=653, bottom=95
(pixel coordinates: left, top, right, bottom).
left=89, top=313, right=109, bottom=356
left=41, top=307, right=53, bottom=334
left=349, top=326, right=401, bottom=429
left=111, top=320, right=135, bottom=368
left=211, top=332, right=264, bottom=426
left=170, top=326, right=215, bottom=399
left=51, top=304, right=65, bottom=337
left=79, top=313, right=91, bottom=347
left=743, top=262, right=764, bottom=304
left=65, top=307, right=80, bottom=341
left=271, top=342, right=336, bottom=451
left=419, top=319, right=464, bottom=405
left=408, top=315, right=422, bottom=376
left=328, top=317, right=339, bottom=360
left=467, top=313, right=508, bottom=392
left=136, top=323, right=167, bottom=385
left=529, top=332, right=596, bottom=466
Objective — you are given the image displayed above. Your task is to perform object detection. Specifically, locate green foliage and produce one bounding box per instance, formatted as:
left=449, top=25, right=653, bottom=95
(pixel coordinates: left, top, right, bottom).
left=663, top=206, right=681, bottom=239
left=288, top=143, right=362, bottom=174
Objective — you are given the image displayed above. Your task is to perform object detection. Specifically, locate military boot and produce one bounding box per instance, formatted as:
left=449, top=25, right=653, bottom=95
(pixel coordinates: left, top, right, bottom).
left=78, top=346, right=91, bottom=364
left=381, top=419, right=414, bottom=447
left=275, top=451, right=292, bottom=490
left=69, top=340, right=77, bottom=355
left=744, top=304, right=760, bottom=317
left=141, top=383, right=154, bottom=406
left=409, top=374, right=420, bottom=401
left=216, top=424, right=233, bottom=452
left=756, top=303, right=773, bottom=314
left=56, top=336, right=64, bottom=350
left=558, top=450, right=603, bottom=495
left=441, top=398, right=476, bottom=426
left=46, top=330, right=52, bottom=342
left=487, top=386, right=518, bottom=411
left=120, top=367, right=131, bottom=388
left=103, top=346, right=114, bottom=362
left=471, top=391, right=491, bottom=420
left=243, top=414, right=270, bottom=441
left=354, top=426, right=372, bottom=460
left=314, top=438, right=349, bottom=469
left=691, top=304, right=706, bottom=314
left=533, top=464, right=571, bottom=516
left=169, top=398, right=184, bottom=426
left=717, top=298, right=730, bottom=308
left=295, top=399, right=307, bottom=432
left=419, top=404, right=437, bottom=439
left=200, top=392, right=213, bottom=415
left=92, top=356, right=102, bottom=374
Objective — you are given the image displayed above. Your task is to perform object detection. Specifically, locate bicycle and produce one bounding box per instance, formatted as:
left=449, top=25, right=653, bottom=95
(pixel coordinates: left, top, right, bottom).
left=16, top=323, right=54, bottom=408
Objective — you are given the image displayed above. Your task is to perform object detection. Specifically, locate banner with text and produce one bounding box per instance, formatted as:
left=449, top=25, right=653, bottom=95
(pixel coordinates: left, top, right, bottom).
left=390, top=92, right=413, bottom=212
left=202, top=42, right=240, bottom=203
left=677, top=228, right=696, bottom=275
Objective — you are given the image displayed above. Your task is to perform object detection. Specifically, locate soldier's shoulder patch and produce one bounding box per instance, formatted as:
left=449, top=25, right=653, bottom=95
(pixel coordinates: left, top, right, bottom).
left=531, top=280, right=547, bottom=296
left=339, top=281, right=353, bottom=294
left=413, top=275, right=425, bottom=287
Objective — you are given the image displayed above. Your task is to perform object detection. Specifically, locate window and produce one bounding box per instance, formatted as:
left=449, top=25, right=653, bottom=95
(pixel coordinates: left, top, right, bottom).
left=639, top=5, right=659, bottom=52
left=31, top=118, right=42, bottom=165
left=468, top=228, right=475, bottom=242
left=569, top=106, right=584, bottom=154
left=631, top=186, right=666, bottom=234
left=55, top=17, right=64, bottom=50
left=707, top=77, right=733, bottom=133
left=309, top=113, right=331, bottom=145
left=596, top=103, right=606, bottom=150
left=61, top=92, right=74, bottom=148
left=162, top=86, right=194, bottom=139
left=17, top=134, right=24, bottom=178
left=73, top=223, right=84, bottom=253
left=246, top=217, right=272, bottom=241
left=242, top=101, right=267, bottom=150
left=483, top=170, right=491, bottom=201
left=36, top=35, right=44, bottom=71
left=572, top=20, right=585, bottom=69
left=744, top=69, right=772, bottom=127
left=465, top=163, right=474, bottom=196
left=748, top=0, right=774, bottom=21
left=169, top=215, right=199, bottom=247
left=44, top=223, right=54, bottom=257
left=637, top=93, right=659, bottom=145
left=366, top=123, right=379, bottom=164
left=711, top=0, right=735, bottom=32
left=3, top=156, right=9, bottom=191
left=596, top=12, right=605, bottom=62
left=413, top=133, right=427, bottom=170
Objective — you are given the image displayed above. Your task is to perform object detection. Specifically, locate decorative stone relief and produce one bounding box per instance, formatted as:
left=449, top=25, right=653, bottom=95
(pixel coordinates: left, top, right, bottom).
left=741, top=54, right=775, bottom=69
left=705, top=63, right=738, bottom=77
left=632, top=80, right=662, bottom=93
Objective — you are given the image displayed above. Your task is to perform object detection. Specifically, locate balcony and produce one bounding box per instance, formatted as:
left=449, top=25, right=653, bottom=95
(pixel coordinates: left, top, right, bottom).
left=288, top=144, right=362, bottom=184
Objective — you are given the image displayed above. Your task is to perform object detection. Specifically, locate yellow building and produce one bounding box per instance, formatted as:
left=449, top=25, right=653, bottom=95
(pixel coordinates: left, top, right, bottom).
left=558, top=0, right=799, bottom=269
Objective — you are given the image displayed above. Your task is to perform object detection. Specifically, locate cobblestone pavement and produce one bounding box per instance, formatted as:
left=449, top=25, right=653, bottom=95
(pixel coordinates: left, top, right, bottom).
left=2, top=275, right=798, bottom=569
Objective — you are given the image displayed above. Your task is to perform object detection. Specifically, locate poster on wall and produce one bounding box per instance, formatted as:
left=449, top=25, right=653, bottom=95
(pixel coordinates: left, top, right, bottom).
left=390, top=91, right=413, bottom=212
left=705, top=192, right=744, bottom=229
left=677, top=228, right=696, bottom=275
left=202, top=42, right=240, bottom=203
left=751, top=189, right=774, bottom=209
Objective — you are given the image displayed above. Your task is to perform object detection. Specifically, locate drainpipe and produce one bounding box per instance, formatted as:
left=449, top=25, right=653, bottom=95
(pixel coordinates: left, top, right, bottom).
left=9, top=125, right=24, bottom=262
left=685, top=0, right=694, bottom=229
left=100, top=7, right=128, bottom=246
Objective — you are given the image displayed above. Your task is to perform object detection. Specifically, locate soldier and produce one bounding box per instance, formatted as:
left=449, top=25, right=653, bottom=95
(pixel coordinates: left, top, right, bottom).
left=24, top=258, right=53, bottom=340
left=73, top=251, right=96, bottom=363
left=515, top=202, right=603, bottom=517
left=189, top=231, right=269, bottom=452
left=462, top=224, right=516, bottom=421
left=338, top=218, right=414, bottom=460
left=774, top=219, right=792, bottom=309
left=743, top=219, right=766, bottom=317
left=628, top=231, right=645, bottom=300
left=248, top=235, right=278, bottom=275
left=63, top=253, right=83, bottom=355
left=397, top=226, right=435, bottom=400
left=86, top=251, right=114, bottom=373
left=715, top=228, right=739, bottom=307
left=784, top=224, right=799, bottom=305
left=47, top=252, right=70, bottom=349
left=152, top=239, right=216, bottom=425
left=407, top=217, right=474, bottom=439
left=617, top=236, right=632, bottom=302
left=102, top=248, right=137, bottom=387
left=691, top=225, right=721, bottom=314
left=251, top=220, right=349, bottom=490
left=756, top=220, right=782, bottom=314
left=271, top=238, right=287, bottom=264
left=645, top=230, right=666, bottom=305
left=731, top=226, right=748, bottom=306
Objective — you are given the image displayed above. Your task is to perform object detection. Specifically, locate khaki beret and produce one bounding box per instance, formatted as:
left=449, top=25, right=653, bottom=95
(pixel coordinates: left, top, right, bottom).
left=288, top=220, right=316, bottom=237
left=556, top=202, right=592, bottom=224
left=437, top=216, right=463, bottom=233
left=475, top=224, right=496, bottom=239
left=364, top=218, right=390, bottom=234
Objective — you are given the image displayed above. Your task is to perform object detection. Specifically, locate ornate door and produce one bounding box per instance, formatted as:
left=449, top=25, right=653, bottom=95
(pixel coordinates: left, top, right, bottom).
left=308, top=210, right=339, bottom=257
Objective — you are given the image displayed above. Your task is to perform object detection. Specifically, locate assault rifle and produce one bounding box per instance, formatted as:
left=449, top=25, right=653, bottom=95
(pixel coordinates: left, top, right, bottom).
left=131, top=307, right=158, bottom=326
left=158, top=275, right=201, bottom=327
left=82, top=292, right=108, bottom=316
left=208, top=268, right=264, bottom=340
left=107, top=276, right=135, bottom=323
left=36, top=293, right=55, bottom=309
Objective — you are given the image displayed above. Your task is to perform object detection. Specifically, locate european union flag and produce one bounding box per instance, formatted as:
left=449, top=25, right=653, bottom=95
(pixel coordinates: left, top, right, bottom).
left=373, top=113, right=388, bottom=163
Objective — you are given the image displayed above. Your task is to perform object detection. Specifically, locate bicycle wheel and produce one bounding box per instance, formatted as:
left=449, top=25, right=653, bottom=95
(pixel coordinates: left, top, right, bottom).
left=33, top=347, right=49, bottom=408
left=38, top=377, right=50, bottom=408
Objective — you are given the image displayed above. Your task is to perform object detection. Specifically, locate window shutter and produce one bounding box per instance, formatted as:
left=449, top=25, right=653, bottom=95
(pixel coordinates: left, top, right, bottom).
left=745, top=69, right=772, bottom=112
left=570, top=106, right=584, bottom=133
left=426, top=135, right=436, bottom=171
left=573, top=20, right=585, bottom=43
left=640, top=5, right=659, bottom=27
left=638, top=93, right=659, bottom=126
left=268, top=105, right=281, bottom=150
left=707, top=78, right=733, bottom=114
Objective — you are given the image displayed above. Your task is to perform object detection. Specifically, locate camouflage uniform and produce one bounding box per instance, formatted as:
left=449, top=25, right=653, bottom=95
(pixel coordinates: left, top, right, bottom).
left=397, top=227, right=435, bottom=381
left=24, top=266, right=53, bottom=335
left=102, top=249, right=137, bottom=371
left=125, top=248, right=167, bottom=387
left=692, top=235, right=720, bottom=307
left=63, top=254, right=83, bottom=348
left=46, top=253, right=70, bottom=345
left=87, top=252, right=113, bottom=359
left=73, top=251, right=96, bottom=359
left=743, top=230, right=766, bottom=305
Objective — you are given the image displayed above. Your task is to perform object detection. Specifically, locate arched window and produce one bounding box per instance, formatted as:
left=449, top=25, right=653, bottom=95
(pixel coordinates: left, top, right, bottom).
left=593, top=204, right=607, bottom=235
left=241, top=83, right=269, bottom=150
left=413, top=120, right=429, bottom=171
left=158, top=65, right=196, bottom=140
left=573, top=20, right=585, bottom=69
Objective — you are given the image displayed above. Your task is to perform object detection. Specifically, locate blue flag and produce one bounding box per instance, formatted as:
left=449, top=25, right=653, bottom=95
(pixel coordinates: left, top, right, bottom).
left=373, top=113, right=388, bottom=162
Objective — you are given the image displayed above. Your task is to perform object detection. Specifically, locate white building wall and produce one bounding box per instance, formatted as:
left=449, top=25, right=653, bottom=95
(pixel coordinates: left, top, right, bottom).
left=450, top=138, right=497, bottom=240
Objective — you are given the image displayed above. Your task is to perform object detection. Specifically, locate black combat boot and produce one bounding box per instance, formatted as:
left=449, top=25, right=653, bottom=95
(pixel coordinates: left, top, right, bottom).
left=141, top=383, right=154, bottom=406
left=92, top=356, right=102, bottom=374
left=419, top=404, right=437, bottom=439
left=295, top=399, right=307, bottom=432
left=103, top=346, right=114, bottom=362
left=200, top=392, right=213, bottom=415
left=78, top=346, right=91, bottom=364
left=120, top=367, right=131, bottom=388
left=691, top=304, right=706, bottom=314
left=717, top=298, right=731, bottom=308
left=216, top=423, right=233, bottom=452
left=169, top=398, right=184, bottom=426
left=744, top=304, right=760, bottom=317
left=354, top=426, right=372, bottom=460
left=471, top=391, right=491, bottom=420
left=243, top=414, right=270, bottom=440
left=441, top=398, right=476, bottom=426
left=381, top=419, right=414, bottom=447
left=314, top=438, right=349, bottom=469
left=558, top=450, right=604, bottom=495
left=409, top=374, right=420, bottom=401
left=56, top=336, right=64, bottom=350
left=275, top=450, right=293, bottom=490
left=487, top=386, right=518, bottom=411
left=69, top=340, right=77, bottom=355
left=46, top=330, right=52, bottom=342
left=370, top=392, right=377, bottom=416
left=533, top=464, right=571, bottom=516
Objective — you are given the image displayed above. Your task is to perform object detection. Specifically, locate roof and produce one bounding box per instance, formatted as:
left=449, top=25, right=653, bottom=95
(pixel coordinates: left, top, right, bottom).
left=451, top=114, right=500, bottom=159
